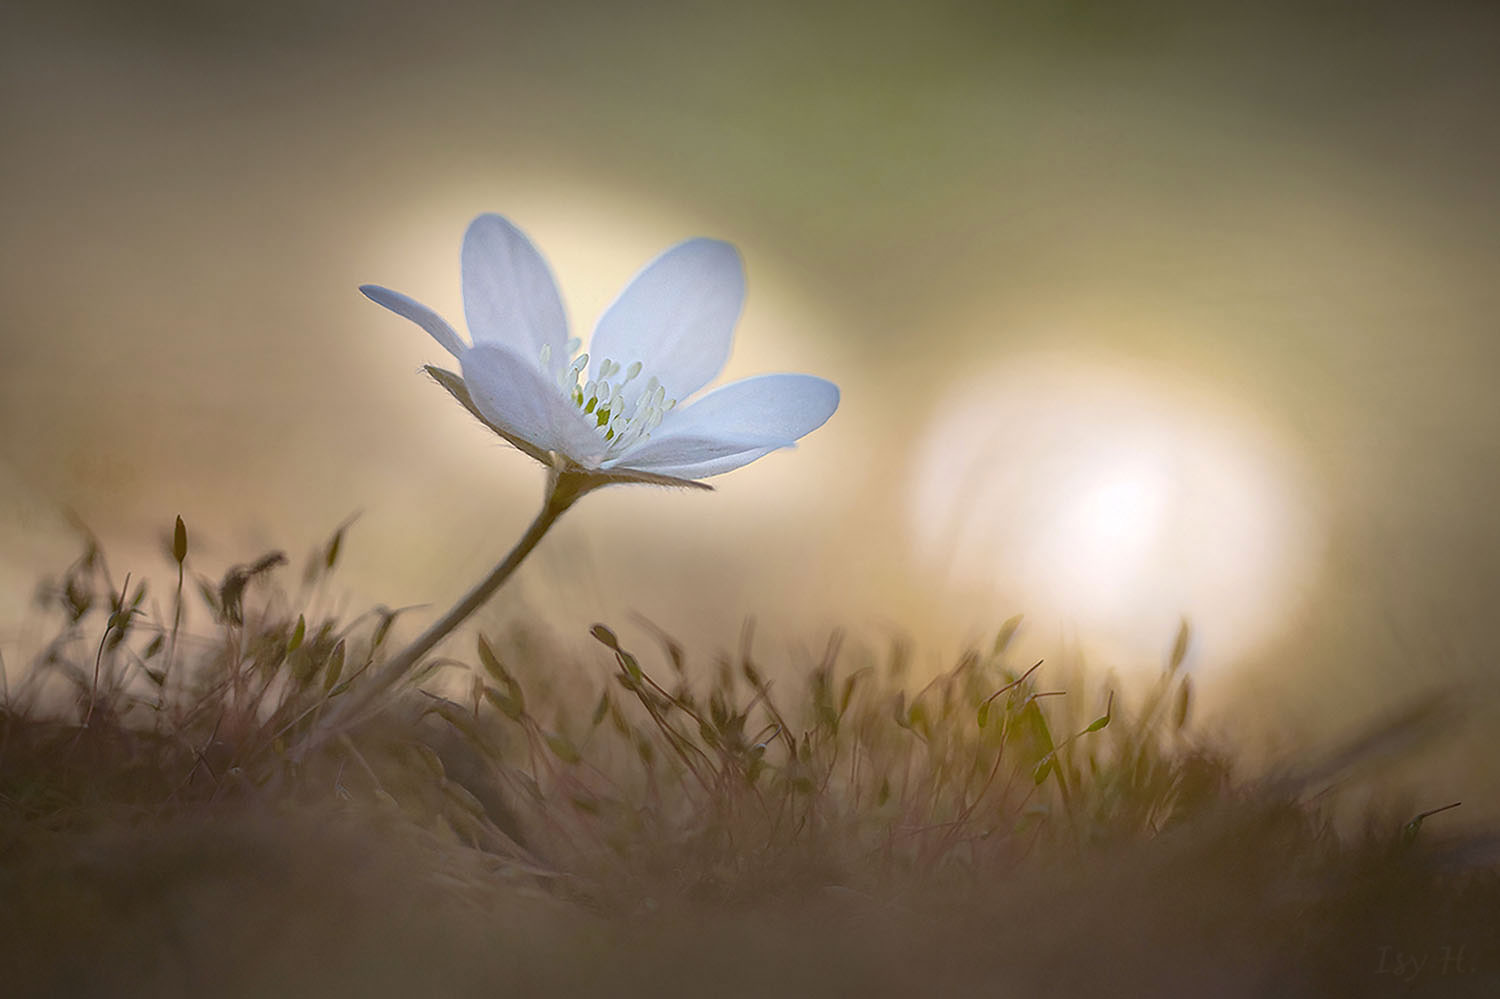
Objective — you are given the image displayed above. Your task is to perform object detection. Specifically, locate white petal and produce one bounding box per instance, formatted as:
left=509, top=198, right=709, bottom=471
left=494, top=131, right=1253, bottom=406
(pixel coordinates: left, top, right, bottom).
left=604, top=432, right=785, bottom=472
left=618, top=443, right=787, bottom=481
left=462, top=214, right=568, bottom=369
left=647, top=373, right=838, bottom=444
left=460, top=345, right=606, bottom=465
left=360, top=285, right=466, bottom=360
left=588, top=238, right=744, bottom=405
left=606, top=373, right=838, bottom=477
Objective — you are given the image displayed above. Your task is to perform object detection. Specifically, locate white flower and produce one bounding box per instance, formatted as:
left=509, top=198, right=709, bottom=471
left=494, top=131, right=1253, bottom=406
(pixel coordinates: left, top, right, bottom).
left=361, top=214, right=839, bottom=485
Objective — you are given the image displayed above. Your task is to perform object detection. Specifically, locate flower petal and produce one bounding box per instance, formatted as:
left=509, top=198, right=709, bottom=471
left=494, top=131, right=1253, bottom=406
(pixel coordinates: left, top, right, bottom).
left=424, top=364, right=547, bottom=466
left=588, top=238, right=744, bottom=405
left=616, top=444, right=787, bottom=481
left=606, top=373, right=839, bottom=477
left=462, top=214, right=568, bottom=368
left=360, top=285, right=466, bottom=360
left=648, top=372, right=839, bottom=444
left=460, top=345, right=606, bottom=465
left=604, top=433, right=784, bottom=471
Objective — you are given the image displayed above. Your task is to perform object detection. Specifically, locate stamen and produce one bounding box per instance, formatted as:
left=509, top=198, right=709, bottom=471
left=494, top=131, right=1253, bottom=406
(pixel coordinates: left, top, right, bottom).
left=556, top=352, right=671, bottom=454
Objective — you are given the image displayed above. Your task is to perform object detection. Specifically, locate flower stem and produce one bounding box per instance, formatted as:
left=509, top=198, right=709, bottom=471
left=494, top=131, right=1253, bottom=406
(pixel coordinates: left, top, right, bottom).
left=308, top=466, right=600, bottom=746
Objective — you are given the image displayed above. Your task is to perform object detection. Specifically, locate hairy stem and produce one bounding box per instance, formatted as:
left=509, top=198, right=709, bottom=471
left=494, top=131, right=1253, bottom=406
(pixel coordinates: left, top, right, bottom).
left=305, top=466, right=600, bottom=749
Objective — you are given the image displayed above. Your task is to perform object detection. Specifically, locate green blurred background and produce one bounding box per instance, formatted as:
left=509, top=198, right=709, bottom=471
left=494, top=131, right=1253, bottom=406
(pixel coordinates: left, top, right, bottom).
left=2, top=0, right=1498, bottom=781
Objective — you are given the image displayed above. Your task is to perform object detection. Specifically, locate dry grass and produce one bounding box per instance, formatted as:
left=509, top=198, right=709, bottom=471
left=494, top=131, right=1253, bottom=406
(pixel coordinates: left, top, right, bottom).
left=2, top=522, right=1497, bottom=997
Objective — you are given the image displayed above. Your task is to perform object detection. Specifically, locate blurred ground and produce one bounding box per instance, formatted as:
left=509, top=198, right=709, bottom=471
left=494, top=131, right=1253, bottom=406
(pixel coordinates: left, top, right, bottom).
left=4, top=801, right=1498, bottom=999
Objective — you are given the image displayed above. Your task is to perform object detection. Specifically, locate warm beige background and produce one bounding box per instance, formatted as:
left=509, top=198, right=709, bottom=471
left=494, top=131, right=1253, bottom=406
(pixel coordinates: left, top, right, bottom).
left=2, top=2, right=1498, bottom=775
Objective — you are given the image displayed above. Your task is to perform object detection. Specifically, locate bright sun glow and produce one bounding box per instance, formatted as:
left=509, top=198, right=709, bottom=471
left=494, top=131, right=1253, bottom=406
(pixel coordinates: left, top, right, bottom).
left=910, top=353, right=1322, bottom=672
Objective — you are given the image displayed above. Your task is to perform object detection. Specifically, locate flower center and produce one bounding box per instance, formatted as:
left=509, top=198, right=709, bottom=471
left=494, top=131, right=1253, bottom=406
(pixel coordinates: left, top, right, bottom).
left=539, top=342, right=677, bottom=453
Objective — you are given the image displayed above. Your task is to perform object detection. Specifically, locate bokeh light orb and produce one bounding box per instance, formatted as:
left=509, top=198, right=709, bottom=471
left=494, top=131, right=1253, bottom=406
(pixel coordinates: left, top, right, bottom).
left=909, top=352, right=1323, bottom=672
